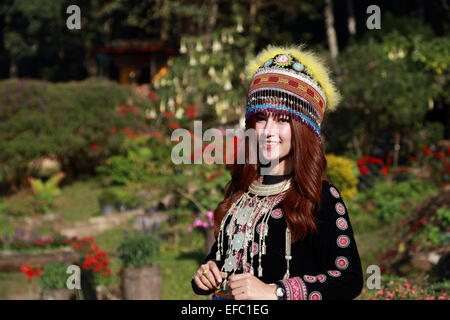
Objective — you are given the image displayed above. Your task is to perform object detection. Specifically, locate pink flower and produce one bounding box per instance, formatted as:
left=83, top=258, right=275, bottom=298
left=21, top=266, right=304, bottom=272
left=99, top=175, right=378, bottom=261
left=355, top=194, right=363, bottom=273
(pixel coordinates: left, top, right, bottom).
left=193, top=218, right=203, bottom=228
left=205, top=210, right=214, bottom=220
left=209, top=221, right=214, bottom=227
left=201, top=221, right=209, bottom=228
left=424, top=296, right=435, bottom=300
left=377, top=290, right=384, bottom=295
left=187, top=225, right=193, bottom=232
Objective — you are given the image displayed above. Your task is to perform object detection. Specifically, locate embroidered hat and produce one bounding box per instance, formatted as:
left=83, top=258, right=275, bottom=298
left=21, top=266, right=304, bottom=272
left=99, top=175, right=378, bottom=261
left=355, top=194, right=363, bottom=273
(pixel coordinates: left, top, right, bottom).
left=245, top=44, right=341, bottom=142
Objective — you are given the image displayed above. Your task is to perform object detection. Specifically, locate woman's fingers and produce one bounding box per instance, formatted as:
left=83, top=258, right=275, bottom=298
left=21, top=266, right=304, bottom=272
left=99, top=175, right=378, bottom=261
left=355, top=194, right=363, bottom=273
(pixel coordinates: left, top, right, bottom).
left=196, top=264, right=215, bottom=289
left=193, top=275, right=210, bottom=291
left=206, top=261, right=223, bottom=286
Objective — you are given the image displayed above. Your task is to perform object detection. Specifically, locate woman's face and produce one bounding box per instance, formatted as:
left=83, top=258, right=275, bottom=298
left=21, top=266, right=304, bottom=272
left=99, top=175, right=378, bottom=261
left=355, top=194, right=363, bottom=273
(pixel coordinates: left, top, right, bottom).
left=254, top=112, right=292, bottom=163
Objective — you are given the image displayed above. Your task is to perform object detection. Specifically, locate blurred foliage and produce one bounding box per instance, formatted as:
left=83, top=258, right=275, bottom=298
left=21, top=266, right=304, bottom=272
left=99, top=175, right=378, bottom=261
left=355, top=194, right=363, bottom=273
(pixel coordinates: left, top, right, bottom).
left=40, top=262, right=71, bottom=290
left=329, top=14, right=449, bottom=159
left=118, top=234, right=161, bottom=268
left=154, top=25, right=253, bottom=125
left=325, top=153, right=359, bottom=201
left=0, top=78, right=152, bottom=191
left=349, top=179, right=439, bottom=232
left=27, top=172, right=65, bottom=213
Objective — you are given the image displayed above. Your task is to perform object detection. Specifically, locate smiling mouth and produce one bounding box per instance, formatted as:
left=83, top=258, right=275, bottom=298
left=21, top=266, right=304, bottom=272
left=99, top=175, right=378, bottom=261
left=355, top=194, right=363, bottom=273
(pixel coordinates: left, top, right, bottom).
left=262, top=141, right=280, bottom=149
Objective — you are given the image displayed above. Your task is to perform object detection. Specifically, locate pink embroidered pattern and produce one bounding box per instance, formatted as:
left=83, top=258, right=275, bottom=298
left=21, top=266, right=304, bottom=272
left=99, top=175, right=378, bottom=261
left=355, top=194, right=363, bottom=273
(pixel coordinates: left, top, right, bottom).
left=303, top=275, right=317, bottom=283
left=271, top=208, right=284, bottom=219
left=336, top=217, right=348, bottom=230
left=308, top=291, right=322, bottom=300
left=337, top=235, right=350, bottom=248
left=335, top=256, right=349, bottom=270
left=329, top=186, right=340, bottom=198
left=280, top=277, right=308, bottom=300
left=335, top=202, right=346, bottom=215
left=316, top=274, right=327, bottom=283
left=327, top=270, right=341, bottom=277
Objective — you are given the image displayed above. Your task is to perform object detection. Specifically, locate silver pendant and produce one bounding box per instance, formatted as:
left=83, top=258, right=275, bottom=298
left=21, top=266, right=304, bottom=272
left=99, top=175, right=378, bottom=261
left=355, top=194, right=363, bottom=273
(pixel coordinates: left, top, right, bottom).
left=236, top=206, right=252, bottom=226
left=223, top=255, right=238, bottom=272
left=231, top=232, right=245, bottom=251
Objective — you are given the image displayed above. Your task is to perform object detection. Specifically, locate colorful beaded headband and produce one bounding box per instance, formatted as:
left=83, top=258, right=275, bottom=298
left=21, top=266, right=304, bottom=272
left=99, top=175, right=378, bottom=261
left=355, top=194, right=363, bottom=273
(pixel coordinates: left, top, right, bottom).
left=245, top=45, right=341, bottom=142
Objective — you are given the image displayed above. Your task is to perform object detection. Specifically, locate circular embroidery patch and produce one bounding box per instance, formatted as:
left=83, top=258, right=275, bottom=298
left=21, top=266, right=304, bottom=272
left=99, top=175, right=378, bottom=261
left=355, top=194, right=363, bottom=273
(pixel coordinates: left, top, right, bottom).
left=251, top=243, right=259, bottom=257
left=335, top=202, right=346, bottom=215
left=327, top=270, right=341, bottom=277
left=303, top=275, right=317, bottom=283
left=274, top=54, right=293, bottom=67
left=309, top=291, right=322, bottom=300
left=271, top=208, right=284, bottom=219
left=329, top=186, right=340, bottom=198
left=337, top=235, right=350, bottom=248
left=316, top=274, right=327, bottom=283
left=335, top=256, right=349, bottom=270
left=256, top=222, right=269, bottom=236
left=336, top=217, right=348, bottom=230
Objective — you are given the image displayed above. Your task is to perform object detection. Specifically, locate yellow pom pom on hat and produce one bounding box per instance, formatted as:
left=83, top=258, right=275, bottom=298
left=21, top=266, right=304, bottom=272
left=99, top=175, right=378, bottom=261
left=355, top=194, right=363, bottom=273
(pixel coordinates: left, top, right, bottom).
left=244, top=44, right=341, bottom=142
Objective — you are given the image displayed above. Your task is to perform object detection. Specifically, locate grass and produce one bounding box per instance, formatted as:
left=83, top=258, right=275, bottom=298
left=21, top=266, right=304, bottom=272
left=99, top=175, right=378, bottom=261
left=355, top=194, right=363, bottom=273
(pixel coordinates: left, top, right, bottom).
left=52, top=179, right=104, bottom=222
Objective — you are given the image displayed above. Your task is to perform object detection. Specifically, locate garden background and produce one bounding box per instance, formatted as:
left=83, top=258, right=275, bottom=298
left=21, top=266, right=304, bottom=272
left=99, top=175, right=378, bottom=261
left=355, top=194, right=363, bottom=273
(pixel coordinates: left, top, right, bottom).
left=0, top=0, right=449, bottom=300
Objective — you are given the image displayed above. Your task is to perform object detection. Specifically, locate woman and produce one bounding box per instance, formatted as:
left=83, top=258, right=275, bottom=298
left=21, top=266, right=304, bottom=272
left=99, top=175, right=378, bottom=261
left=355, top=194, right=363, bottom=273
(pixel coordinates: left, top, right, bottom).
left=191, top=44, right=363, bottom=300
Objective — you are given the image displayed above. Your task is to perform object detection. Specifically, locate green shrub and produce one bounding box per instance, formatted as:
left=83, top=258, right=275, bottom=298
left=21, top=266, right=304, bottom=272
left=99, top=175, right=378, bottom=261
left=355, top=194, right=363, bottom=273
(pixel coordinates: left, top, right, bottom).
left=95, top=135, right=174, bottom=188
left=0, top=77, right=153, bottom=192
left=40, top=262, right=71, bottom=290
left=98, top=186, right=143, bottom=212
left=350, top=179, right=439, bottom=232
left=118, top=235, right=160, bottom=269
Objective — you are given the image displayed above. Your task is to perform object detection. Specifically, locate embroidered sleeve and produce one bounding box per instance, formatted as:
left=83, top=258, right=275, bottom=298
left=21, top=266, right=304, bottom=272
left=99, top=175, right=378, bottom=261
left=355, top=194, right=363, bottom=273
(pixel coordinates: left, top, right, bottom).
left=280, top=183, right=363, bottom=300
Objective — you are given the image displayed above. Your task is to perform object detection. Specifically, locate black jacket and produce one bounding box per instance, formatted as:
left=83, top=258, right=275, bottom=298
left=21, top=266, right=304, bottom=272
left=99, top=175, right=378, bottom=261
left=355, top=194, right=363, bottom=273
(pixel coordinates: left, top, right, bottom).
left=191, top=179, right=363, bottom=300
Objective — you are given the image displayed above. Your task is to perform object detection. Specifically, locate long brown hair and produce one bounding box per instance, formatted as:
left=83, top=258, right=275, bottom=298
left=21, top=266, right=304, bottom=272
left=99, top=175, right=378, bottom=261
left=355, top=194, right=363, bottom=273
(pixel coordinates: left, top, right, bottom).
left=213, top=112, right=328, bottom=242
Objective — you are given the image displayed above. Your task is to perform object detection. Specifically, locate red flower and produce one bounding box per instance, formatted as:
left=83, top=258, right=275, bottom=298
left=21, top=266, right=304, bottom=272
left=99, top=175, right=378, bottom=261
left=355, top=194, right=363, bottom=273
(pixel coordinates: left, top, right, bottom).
left=356, top=157, right=368, bottom=166
left=168, top=122, right=180, bottom=130
left=421, top=146, right=432, bottom=156
left=409, top=156, right=417, bottom=162
left=90, top=144, right=100, bottom=150
left=447, top=147, right=450, bottom=156
left=369, top=157, right=384, bottom=165
left=401, top=167, right=410, bottom=172
left=359, top=166, right=370, bottom=175
left=381, top=166, right=390, bottom=175
left=432, top=152, right=445, bottom=159
left=148, top=90, right=158, bottom=102
left=152, top=132, right=162, bottom=139
left=162, top=111, right=174, bottom=119
left=386, top=155, right=392, bottom=166
left=369, top=61, right=377, bottom=68
left=185, top=105, right=197, bottom=118
left=35, top=268, right=42, bottom=277
left=19, top=265, right=41, bottom=280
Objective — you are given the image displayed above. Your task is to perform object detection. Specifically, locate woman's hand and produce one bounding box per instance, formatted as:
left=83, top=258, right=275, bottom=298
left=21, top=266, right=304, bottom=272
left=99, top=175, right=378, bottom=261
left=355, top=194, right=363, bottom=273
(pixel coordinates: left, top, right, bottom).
left=228, top=273, right=278, bottom=300
left=193, top=260, right=227, bottom=291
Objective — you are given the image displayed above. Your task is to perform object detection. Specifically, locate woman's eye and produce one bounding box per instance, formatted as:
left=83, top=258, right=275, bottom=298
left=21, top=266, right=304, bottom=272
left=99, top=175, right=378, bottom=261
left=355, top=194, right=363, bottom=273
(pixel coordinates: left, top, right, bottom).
left=279, top=118, right=289, bottom=123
